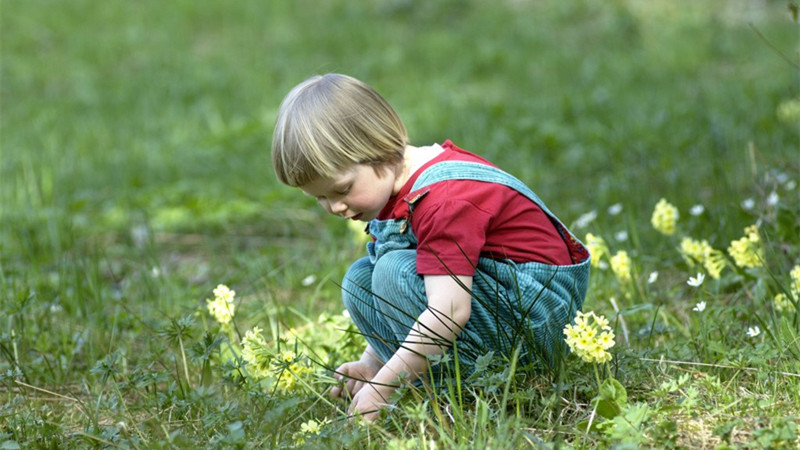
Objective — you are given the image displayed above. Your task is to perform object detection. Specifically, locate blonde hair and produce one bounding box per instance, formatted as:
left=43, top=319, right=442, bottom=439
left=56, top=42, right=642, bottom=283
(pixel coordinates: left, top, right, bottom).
left=271, top=73, right=408, bottom=187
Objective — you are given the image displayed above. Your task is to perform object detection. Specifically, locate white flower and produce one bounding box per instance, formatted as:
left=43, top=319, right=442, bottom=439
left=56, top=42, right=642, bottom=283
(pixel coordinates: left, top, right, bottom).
left=693, top=301, right=706, bottom=312
left=614, top=231, right=629, bottom=242
left=689, top=204, right=705, bottom=216
left=574, top=210, right=597, bottom=229
left=687, top=273, right=705, bottom=287
left=767, top=191, right=779, bottom=206
left=301, top=275, right=317, bottom=286
left=746, top=326, right=760, bottom=338
left=607, top=203, right=623, bottom=215
left=741, top=198, right=755, bottom=210
left=786, top=180, right=797, bottom=191
left=648, top=271, right=659, bottom=284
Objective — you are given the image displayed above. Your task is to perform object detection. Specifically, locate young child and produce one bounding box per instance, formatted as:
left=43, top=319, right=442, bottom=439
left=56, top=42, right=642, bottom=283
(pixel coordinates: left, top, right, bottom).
left=271, top=73, right=590, bottom=421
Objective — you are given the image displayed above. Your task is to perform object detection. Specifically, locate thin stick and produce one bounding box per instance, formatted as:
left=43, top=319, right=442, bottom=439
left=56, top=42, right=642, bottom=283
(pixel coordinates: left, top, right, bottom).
left=638, top=357, right=800, bottom=378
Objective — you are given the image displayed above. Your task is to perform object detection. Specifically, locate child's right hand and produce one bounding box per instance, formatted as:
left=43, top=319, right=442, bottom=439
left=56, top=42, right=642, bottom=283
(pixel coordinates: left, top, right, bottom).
left=330, top=358, right=383, bottom=400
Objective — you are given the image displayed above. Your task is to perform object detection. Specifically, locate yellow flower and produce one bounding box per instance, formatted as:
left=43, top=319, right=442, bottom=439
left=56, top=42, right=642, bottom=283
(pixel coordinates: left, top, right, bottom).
left=563, top=311, right=615, bottom=364
left=703, top=249, right=727, bottom=280
left=791, top=265, right=800, bottom=300
left=270, top=350, right=314, bottom=393
left=585, top=233, right=609, bottom=268
left=241, top=327, right=272, bottom=379
left=206, top=284, right=235, bottom=324
left=300, top=418, right=329, bottom=435
left=727, top=225, right=763, bottom=268
left=680, top=237, right=727, bottom=279
left=610, top=251, right=632, bottom=284
left=774, top=293, right=796, bottom=313
left=680, top=237, right=709, bottom=265
left=651, top=199, right=679, bottom=236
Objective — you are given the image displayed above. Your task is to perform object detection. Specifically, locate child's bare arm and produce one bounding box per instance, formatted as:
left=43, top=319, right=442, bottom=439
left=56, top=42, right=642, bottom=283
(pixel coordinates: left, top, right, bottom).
left=348, top=274, right=473, bottom=419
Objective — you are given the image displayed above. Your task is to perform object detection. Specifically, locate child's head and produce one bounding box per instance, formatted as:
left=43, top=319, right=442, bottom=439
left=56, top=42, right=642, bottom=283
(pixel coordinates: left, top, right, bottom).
left=271, top=73, right=408, bottom=187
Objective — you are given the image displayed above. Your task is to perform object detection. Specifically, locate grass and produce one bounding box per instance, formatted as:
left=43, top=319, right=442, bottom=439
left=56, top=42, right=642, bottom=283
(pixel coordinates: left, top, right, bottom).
left=1, top=0, right=799, bottom=447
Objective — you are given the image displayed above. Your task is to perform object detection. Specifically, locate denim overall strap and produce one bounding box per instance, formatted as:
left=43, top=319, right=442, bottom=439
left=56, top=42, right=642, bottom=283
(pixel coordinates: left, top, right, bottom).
left=411, top=161, right=586, bottom=251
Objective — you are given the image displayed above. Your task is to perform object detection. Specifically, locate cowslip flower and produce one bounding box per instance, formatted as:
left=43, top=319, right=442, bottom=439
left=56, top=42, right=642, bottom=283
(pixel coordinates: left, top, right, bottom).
left=687, top=273, right=705, bottom=287
left=791, top=265, right=800, bottom=300
left=585, top=233, right=609, bottom=268
left=746, top=326, right=760, bottom=338
left=610, top=250, right=632, bottom=284
left=206, top=284, right=236, bottom=325
left=679, top=237, right=726, bottom=278
left=728, top=225, right=763, bottom=269
left=293, top=418, right=330, bottom=445
left=651, top=199, right=679, bottom=236
left=271, top=350, right=314, bottom=393
left=300, top=418, right=329, bottom=435
left=773, top=293, right=795, bottom=313
left=564, top=311, right=615, bottom=364
left=693, top=301, right=707, bottom=312
left=241, top=327, right=272, bottom=379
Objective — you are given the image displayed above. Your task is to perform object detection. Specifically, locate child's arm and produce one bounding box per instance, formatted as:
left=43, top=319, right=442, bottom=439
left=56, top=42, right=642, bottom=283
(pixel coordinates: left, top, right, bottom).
left=348, top=274, right=473, bottom=420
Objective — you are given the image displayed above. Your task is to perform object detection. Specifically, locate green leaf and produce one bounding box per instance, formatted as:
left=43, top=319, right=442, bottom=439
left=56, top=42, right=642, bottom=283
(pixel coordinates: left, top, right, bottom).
left=599, top=377, right=628, bottom=407
left=594, top=398, right=622, bottom=420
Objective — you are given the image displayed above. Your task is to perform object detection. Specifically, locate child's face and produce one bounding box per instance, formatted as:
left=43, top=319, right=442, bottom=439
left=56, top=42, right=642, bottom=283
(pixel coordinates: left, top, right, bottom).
left=300, top=164, right=398, bottom=222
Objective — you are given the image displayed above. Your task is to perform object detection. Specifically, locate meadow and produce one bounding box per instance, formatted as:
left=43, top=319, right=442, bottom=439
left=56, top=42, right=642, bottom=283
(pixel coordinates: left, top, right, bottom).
left=1, top=0, right=799, bottom=448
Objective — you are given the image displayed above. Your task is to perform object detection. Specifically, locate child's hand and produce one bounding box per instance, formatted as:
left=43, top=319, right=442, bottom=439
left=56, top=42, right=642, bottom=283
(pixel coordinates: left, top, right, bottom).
left=348, top=383, right=394, bottom=422
left=330, top=358, right=382, bottom=399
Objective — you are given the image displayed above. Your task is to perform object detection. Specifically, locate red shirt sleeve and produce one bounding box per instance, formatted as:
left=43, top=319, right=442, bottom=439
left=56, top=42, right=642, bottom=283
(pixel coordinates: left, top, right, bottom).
left=412, top=196, right=493, bottom=275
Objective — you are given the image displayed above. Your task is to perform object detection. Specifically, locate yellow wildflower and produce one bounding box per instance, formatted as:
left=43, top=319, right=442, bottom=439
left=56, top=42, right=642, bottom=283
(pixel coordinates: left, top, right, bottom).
left=651, top=199, right=679, bottom=236
left=679, top=237, right=726, bottom=279
left=727, top=225, right=763, bottom=268
left=774, top=293, right=796, bottom=313
left=791, top=265, right=800, bottom=300
left=241, top=327, right=272, bottom=379
left=585, top=233, right=609, bottom=268
left=610, top=250, right=632, bottom=284
left=300, top=418, right=329, bottom=435
left=564, top=311, right=615, bottom=364
left=206, top=284, right=235, bottom=325
left=703, top=249, right=727, bottom=280
left=270, top=350, right=314, bottom=393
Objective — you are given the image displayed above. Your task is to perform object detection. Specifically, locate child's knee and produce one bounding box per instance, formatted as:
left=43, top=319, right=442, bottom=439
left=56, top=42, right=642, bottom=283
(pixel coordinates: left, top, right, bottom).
left=342, top=257, right=373, bottom=305
left=372, top=250, right=416, bottom=286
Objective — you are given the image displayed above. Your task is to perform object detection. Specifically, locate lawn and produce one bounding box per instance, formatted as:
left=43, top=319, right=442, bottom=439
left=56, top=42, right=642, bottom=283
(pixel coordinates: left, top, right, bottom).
left=1, top=0, right=799, bottom=448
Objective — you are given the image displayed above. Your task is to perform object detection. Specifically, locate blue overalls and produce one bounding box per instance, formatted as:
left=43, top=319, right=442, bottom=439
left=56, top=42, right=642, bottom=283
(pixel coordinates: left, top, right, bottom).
left=341, top=161, right=591, bottom=375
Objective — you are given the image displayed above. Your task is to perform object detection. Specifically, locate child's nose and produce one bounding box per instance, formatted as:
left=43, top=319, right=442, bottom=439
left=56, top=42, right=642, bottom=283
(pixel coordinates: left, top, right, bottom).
left=329, top=200, right=348, bottom=216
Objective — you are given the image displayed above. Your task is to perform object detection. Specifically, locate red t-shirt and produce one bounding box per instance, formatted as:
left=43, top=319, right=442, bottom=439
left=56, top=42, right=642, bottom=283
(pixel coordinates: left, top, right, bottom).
left=377, top=141, right=574, bottom=276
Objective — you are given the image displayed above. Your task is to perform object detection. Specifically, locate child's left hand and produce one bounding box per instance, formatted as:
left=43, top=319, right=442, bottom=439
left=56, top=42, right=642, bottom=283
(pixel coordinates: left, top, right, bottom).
left=347, top=383, right=394, bottom=422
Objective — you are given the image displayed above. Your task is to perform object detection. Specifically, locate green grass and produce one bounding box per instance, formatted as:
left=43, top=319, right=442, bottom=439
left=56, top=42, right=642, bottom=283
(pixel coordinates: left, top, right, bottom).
left=2, top=0, right=799, bottom=447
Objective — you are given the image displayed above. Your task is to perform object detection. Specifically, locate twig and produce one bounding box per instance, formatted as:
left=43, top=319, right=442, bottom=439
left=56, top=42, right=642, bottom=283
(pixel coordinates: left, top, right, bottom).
left=638, top=357, right=800, bottom=378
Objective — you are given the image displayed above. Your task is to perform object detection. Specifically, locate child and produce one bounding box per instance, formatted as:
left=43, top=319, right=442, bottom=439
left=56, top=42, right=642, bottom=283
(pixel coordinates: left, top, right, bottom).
left=271, top=73, right=590, bottom=421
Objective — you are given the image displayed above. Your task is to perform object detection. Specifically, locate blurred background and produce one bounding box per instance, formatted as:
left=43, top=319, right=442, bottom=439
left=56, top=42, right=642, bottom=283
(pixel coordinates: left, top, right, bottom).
left=1, top=0, right=797, bottom=360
